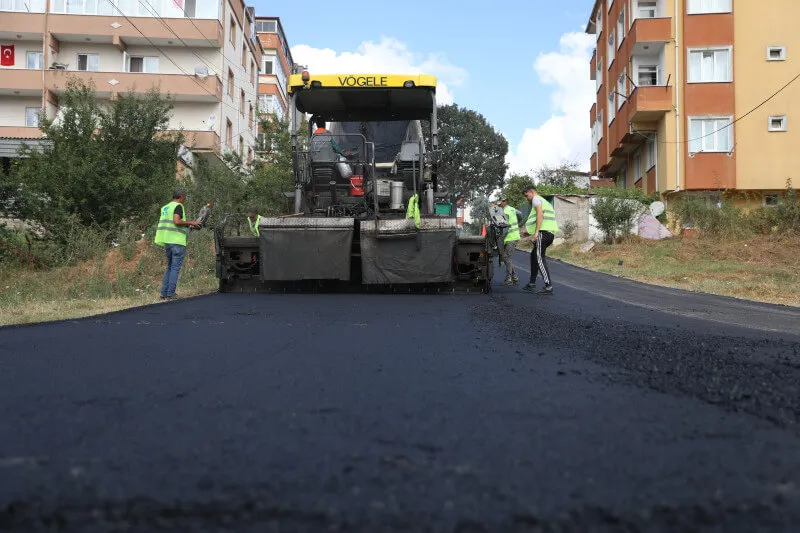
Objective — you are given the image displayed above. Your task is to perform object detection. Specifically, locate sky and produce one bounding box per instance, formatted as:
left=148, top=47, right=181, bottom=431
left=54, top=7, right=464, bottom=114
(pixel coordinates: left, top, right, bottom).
left=251, top=0, right=596, bottom=177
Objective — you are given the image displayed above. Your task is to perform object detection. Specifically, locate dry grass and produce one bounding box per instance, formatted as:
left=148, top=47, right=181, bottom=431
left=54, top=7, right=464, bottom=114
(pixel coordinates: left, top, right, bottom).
left=0, top=233, right=218, bottom=326
left=549, top=235, right=800, bottom=307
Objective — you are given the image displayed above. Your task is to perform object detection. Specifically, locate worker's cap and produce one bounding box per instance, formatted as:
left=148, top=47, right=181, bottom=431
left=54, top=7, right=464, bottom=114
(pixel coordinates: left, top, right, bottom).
left=246, top=205, right=259, bottom=216
left=172, top=187, right=186, bottom=199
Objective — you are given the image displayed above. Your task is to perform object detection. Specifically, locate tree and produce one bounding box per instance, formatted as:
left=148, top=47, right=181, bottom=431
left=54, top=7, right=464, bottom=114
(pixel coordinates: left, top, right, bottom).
left=534, top=160, right=585, bottom=189
left=245, top=114, right=308, bottom=217
left=9, top=78, right=180, bottom=235
left=435, top=104, right=509, bottom=202
left=499, top=173, right=535, bottom=210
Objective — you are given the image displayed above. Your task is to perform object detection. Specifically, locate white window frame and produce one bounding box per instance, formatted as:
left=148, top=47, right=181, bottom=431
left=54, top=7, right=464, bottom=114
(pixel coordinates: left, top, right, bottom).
left=261, top=54, right=275, bottom=75
left=597, top=111, right=604, bottom=140
left=646, top=135, right=656, bottom=169
left=76, top=52, right=99, bottom=72
left=687, top=46, right=732, bottom=83
left=767, top=46, right=786, bottom=62
left=637, top=64, right=658, bottom=86
left=127, top=55, right=159, bottom=73
left=25, top=107, right=40, bottom=127
left=637, top=0, right=657, bottom=19
left=633, top=150, right=643, bottom=182
left=617, top=6, right=626, bottom=49
left=617, top=69, right=627, bottom=110
left=687, top=0, right=732, bottom=15
left=768, top=115, right=787, bottom=132
left=608, top=0, right=614, bottom=11
left=27, top=51, right=44, bottom=69
left=596, top=10, right=602, bottom=41
left=596, top=57, right=603, bottom=92
left=607, top=30, right=616, bottom=67
left=608, top=93, right=616, bottom=125
left=688, top=116, right=734, bottom=154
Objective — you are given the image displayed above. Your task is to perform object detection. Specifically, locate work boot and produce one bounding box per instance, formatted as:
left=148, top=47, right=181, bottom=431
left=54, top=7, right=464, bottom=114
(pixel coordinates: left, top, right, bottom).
left=502, top=277, right=514, bottom=286
left=522, top=283, right=536, bottom=292
left=512, top=276, right=520, bottom=285
left=536, top=285, right=554, bottom=296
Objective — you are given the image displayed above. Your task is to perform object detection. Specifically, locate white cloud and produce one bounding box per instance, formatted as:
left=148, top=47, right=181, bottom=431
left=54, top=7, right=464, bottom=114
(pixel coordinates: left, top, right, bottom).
left=290, top=37, right=467, bottom=105
left=508, top=32, right=596, bottom=176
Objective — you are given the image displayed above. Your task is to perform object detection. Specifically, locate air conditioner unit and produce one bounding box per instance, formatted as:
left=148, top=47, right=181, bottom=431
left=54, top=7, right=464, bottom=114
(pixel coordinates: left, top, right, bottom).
left=194, top=65, right=209, bottom=78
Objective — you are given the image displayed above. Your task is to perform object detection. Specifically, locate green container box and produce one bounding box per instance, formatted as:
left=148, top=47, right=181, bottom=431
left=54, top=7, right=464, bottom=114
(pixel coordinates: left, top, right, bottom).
left=434, top=203, right=452, bottom=215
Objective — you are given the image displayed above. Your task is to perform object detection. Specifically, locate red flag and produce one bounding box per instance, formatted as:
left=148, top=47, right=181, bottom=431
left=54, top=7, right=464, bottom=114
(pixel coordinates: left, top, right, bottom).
left=0, top=45, right=14, bottom=67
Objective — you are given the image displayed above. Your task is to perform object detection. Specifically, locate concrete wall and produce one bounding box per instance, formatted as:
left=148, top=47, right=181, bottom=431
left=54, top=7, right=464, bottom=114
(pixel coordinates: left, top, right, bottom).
left=0, top=97, right=41, bottom=127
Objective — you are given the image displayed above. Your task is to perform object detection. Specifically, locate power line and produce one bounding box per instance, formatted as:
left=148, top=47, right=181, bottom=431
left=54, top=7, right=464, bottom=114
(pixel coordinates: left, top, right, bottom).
left=632, top=70, right=800, bottom=146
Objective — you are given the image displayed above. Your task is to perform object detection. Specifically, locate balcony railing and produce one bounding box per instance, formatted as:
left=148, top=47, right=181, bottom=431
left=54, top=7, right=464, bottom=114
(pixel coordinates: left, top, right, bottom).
left=628, top=17, right=671, bottom=46
left=627, top=85, right=673, bottom=123
left=50, top=0, right=220, bottom=20
left=45, top=70, right=222, bottom=101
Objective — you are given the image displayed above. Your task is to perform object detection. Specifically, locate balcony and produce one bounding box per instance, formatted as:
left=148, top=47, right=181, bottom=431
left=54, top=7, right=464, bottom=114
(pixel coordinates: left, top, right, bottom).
left=0, top=126, right=43, bottom=139
left=0, top=69, right=44, bottom=96
left=590, top=49, right=597, bottom=81
left=589, top=102, right=597, bottom=127
left=0, top=12, right=45, bottom=39
left=627, top=17, right=671, bottom=55
left=626, top=85, right=673, bottom=123
left=47, top=15, right=223, bottom=48
left=45, top=70, right=222, bottom=102
left=180, top=130, right=220, bottom=153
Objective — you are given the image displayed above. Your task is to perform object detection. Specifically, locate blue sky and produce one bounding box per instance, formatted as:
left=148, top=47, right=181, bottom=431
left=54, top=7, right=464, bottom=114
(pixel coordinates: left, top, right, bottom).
left=251, top=0, right=596, bottom=175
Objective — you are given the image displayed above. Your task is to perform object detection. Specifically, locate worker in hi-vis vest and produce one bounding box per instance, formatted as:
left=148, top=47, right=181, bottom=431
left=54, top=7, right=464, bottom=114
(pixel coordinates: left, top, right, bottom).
left=154, top=188, right=201, bottom=300
left=520, top=185, right=559, bottom=295
left=499, top=196, right=524, bottom=286
left=246, top=205, right=263, bottom=237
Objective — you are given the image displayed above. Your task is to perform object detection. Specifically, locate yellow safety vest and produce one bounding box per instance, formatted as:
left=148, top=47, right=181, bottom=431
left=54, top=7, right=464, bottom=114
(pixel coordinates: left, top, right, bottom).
left=248, top=215, right=262, bottom=237
left=154, top=201, right=188, bottom=247
left=525, top=196, right=559, bottom=235
left=406, top=194, right=421, bottom=228
left=503, top=205, right=520, bottom=243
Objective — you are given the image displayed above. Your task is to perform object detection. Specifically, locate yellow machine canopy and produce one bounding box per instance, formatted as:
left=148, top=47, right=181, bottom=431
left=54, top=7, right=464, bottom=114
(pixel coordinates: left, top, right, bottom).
left=288, top=73, right=437, bottom=122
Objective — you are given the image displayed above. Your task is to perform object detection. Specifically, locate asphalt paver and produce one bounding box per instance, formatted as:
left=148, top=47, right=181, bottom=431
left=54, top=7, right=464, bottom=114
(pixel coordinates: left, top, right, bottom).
left=1, top=257, right=799, bottom=532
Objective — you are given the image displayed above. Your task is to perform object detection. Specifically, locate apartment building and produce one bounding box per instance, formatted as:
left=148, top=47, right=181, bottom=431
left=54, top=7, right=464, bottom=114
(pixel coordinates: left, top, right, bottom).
left=587, top=0, right=800, bottom=206
left=0, top=0, right=263, bottom=170
left=253, top=16, right=295, bottom=154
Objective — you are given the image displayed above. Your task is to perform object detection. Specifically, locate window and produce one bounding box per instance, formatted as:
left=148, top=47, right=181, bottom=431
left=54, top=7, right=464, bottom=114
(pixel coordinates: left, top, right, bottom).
left=249, top=103, right=253, bottom=129
left=230, top=16, right=236, bottom=45
left=768, top=116, right=787, bottom=132
left=646, top=136, right=656, bottom=169
left=239, top=135, right=244, bottom=158
left=633, top=150, right=643, bottom=181
left=227, top=69, right=234, bottom=97
left=607, top=30, right=615, bottom=66
left=638, top=64, right=658, bottom=86
left=25, top=107, right=40, bottom=127
left=261, top=54, right=274, bottom=75
left=688, top=117, right=733, bottom=153
left=767, top=46, right=786, bottom=61
left=250, top=60, right=255, bottom=85
left=77, top=53, right=99, bottom=72
left=688, top=48, right=731, bottom=82
left=597, top=111, right=604, bottom=139
left=27, top=51, right=43, bottom=69
left=608, top=0, right=614, bottom=11
left=240, top=89, right=245, bottom=116
left=258, top=94, right=273, bottom=113
left=255, top=20, right=277, bottom=33
left=127, top=56, right=158, bottom=73
left=1, top=0, right=45, bottom=11
left=595, top=10, right=602, bottom=40
left=617, top=70, right=627, bottom=109
left=617, top=7, right=625, bottom=48
left=242, top=43, right=247, bottom=68
left=596, top=57, right=603, bottom=91
left=764, top=194, right=780, bottom=207
left=638, top=0, right=657, bottom=18
left=608, top=93, right=616, bottom=124
left=226, top=119, right=233, bottom=147
left=687, top=0, right=731, bottom=14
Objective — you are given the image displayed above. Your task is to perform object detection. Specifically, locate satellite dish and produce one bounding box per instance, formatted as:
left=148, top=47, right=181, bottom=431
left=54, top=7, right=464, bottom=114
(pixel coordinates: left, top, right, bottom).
left=650, top=201, right=665, bottom=217
left=194, top=65, right=209, bottom=78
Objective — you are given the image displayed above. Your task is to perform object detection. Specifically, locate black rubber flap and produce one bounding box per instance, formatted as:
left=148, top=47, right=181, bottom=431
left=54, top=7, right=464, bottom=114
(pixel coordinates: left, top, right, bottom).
left=360, top=230, right=456, bottom=284
left=259, top=228, right=353, bottom=280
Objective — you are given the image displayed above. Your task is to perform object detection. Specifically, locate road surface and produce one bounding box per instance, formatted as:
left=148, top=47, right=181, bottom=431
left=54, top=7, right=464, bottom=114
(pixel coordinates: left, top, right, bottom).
left=1, top=255, right=799, bottom=532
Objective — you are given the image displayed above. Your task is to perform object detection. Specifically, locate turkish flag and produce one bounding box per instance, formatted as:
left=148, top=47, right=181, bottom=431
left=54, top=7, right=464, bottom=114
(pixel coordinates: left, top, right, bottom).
left=0, top=45, right=14, bottom=67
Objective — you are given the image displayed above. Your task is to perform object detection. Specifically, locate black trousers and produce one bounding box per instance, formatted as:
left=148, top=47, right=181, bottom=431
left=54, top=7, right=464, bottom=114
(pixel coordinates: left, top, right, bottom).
left=530, top=231, right=555, bottom=286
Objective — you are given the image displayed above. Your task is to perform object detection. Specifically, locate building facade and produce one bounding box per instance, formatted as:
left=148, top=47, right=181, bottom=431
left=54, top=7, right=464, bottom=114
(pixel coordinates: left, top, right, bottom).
left=254, top=16, right=294, bottom=154
left=0, top=0, right=262, bottom=169
left=587, top=0, right=799, bottom=206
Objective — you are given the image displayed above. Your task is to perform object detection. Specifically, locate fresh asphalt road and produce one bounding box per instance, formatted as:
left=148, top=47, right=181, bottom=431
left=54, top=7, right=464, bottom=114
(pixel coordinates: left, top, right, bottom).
left=1, top=254, right=800, bottom=532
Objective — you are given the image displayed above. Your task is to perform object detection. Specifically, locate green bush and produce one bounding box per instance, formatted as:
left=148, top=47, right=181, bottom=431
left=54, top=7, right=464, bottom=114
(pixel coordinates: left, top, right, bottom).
left=590, top=188, right=649, bottom=243
left=672, top=197, right=752, bottom=238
